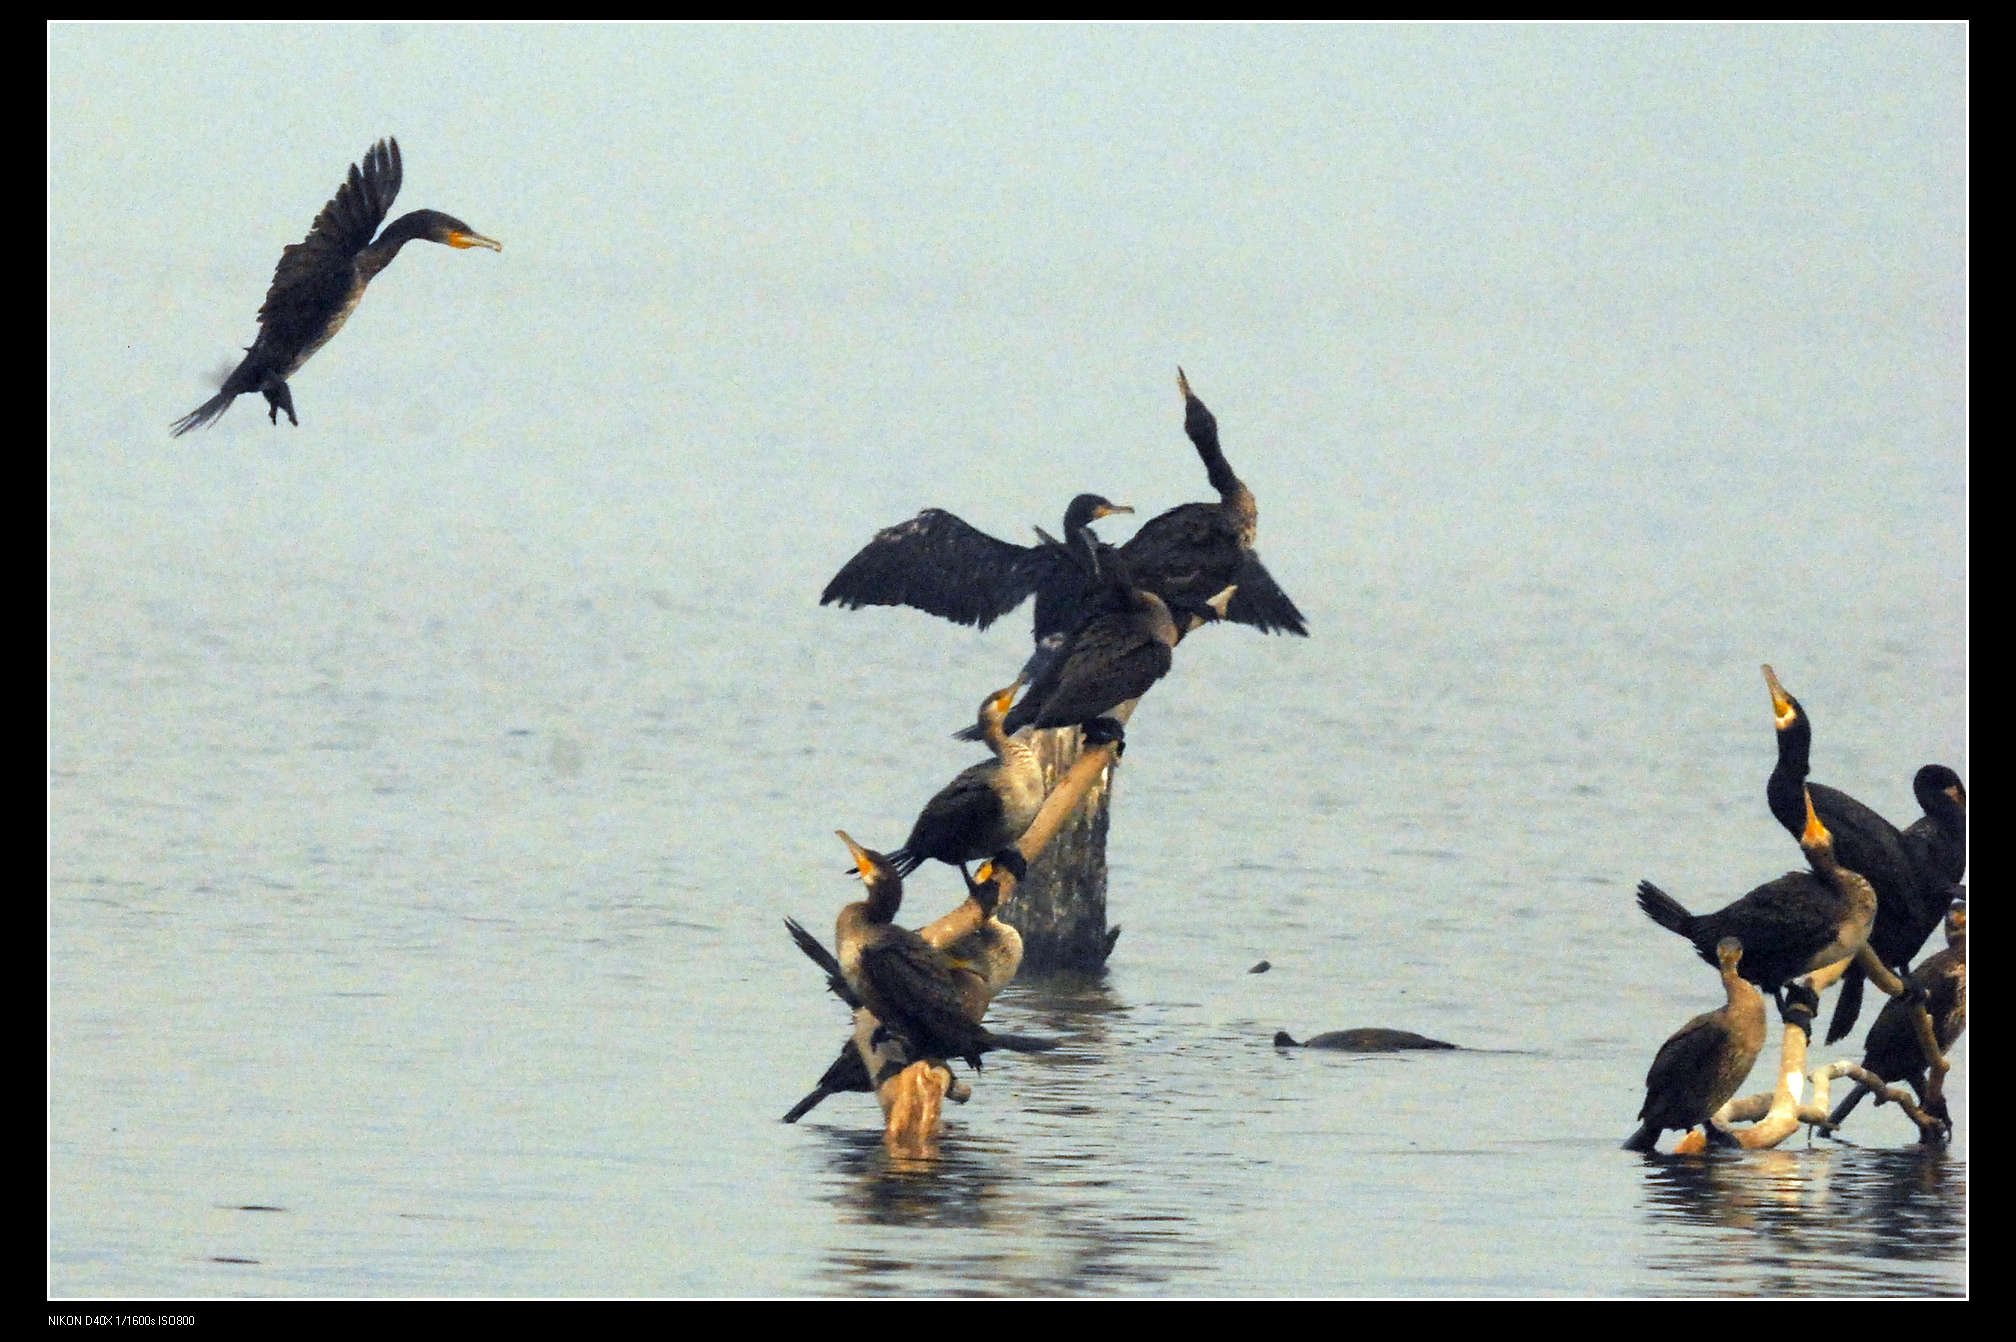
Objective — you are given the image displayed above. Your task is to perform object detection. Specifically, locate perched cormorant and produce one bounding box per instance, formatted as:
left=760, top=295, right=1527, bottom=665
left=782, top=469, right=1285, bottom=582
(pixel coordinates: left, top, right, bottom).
left=783, top=862, right=1027, bottom=1123
left=171, top=138, right=500, bottom=436
left=833, top=832, right=1053, bottom=1074
left=985, top=552, right=1187, bottom=751
left=1761, top=666, right=1943, bottom=1043
left=819, top=494, right=1133, bottom=642
left=1105, top=369, right=1307, bottom=637
left=1825, top=900, right=1966, bottom=1135
left=1636, top=787, right=1877, bottom=1018
left=1622, top=938, right=1767, bottom=1152
left=1900, top=763, right=1967, bottom=919
left=1272, top=1029, right=1457, bottom=1051
left=887, top=682, right=1044, bottom=883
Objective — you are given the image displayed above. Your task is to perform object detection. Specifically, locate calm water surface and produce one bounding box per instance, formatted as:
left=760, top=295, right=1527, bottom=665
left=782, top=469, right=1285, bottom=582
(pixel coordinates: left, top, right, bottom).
left=49, top=459, right=1964, bottom=1295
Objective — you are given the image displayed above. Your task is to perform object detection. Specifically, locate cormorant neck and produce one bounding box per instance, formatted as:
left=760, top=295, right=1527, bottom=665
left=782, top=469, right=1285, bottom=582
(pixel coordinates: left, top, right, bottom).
left=858, top=875, right=903, bottom=924
left=1765, top=712, right=1813, bottom=833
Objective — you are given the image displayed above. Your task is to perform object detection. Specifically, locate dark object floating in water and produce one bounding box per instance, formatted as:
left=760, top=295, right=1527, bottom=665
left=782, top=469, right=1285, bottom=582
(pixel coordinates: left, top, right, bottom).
left=209, top=1256, right=261, bottom=1265
left=1248, top=960, right=1271, bottom=974
left=230, top=1205, right=286, bottom=1213
left=1273, top=1028, right=1457, bottom=1052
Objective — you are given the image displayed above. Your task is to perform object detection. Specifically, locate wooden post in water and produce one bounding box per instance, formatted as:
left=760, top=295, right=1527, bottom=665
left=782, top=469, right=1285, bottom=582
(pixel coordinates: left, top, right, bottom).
left=1002, top=725, right=1118, bottom=972
left=866, top=590, right=1234, bottom=1147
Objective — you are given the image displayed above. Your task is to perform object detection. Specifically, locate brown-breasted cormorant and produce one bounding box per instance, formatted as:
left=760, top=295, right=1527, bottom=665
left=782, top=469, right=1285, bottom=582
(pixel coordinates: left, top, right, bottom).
left=819, top=494, right=1133, bottom=645
left=1103, top=369, right=1307, bottom=637
left=1825, top=899, right=1966, bottom=1135
left=887, top=682, right=1044, bottom=882
left=832, top=832, right=1053, bottom=1074
left=1761, top=666, right=1947, bottom=1043
left=1622, top=937, right=1767, bottom=1152
left=783, top=862, right=1028, bottom=1123
left=171, top=138, right=500, bottom=436
left=1636, top=787, right=1877, bottom=1018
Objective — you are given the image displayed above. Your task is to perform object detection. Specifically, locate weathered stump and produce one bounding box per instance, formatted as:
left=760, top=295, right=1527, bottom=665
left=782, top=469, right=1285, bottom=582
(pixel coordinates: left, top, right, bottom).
left=1003, top=725, right=1120, bottom=972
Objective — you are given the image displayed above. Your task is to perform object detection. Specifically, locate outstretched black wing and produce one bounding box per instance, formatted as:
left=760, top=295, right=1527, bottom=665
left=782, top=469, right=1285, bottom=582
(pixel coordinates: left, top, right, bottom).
left=255, top=139, right=404, bottom=345
left=820, top=509, right=1053, bottom=629
left=1224, top=552, right=1308, bottom=636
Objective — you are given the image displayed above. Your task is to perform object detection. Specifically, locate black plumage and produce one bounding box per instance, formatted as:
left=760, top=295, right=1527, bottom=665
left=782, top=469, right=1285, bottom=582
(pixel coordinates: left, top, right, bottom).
left=171, top=138, right=500, bottom=436
left=888, top=682, right=1043, bottom=881
left=1825, top=900, right=1965, bottom=1133
left=1761, top=667, right=1947, bottom=1043
left=781, top=863, right=1029, bottom=1124
left=833, top=833, right=1053, bottom=1075
left=819, top=494, right=1132, bottom=639
left=1636, top=787, right=1877, bottom=1010
left=1105, top=369, right=1307, bottom=637
left=985, top=546, right=1184, bottom=750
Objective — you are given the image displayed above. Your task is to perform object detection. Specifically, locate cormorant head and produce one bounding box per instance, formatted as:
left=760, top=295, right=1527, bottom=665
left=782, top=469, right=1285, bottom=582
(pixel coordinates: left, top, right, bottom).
left=1714, top=937, right=1745, bottom=974
left=1914, top=764, right=1966, bottom=814
left=405, top=209, right=502, bottom=251
left=1177, top=366, right=1216, bottom=440
left=1944, top=899, right=1966, bottom=947
left=1063, top=494, right=1133, bottom=533
left=836, top=830, right=901, bottom=910
left=981, top=678, right=1023, bottom=721
left=965, top=860, right=1004, bottom=918
left=1762, top=664, right=1806, bottom=736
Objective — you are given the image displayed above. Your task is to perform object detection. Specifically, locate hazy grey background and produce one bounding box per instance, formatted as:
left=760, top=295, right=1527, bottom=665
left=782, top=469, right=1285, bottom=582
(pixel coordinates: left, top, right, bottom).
left=50, top=23, right=1965, bottom=1297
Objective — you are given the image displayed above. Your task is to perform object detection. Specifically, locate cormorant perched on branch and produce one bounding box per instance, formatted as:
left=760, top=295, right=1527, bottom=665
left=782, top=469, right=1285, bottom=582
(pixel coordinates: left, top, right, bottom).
left=1622, top=937, right=1767, bottom=1152
left=1824, top=898, right=1965, bottom=1135
left=819, top=494, right=1133, bottom=643
left=171, top=138, right=500, bottom=436
left=887, top=682, right=1044, bottom=883
left=1636, top=787, right=1877, bottom=1017
left=783, top=862, right=1026, bottom=1123
left=1760, top=667, right=1948, bottom=1043
left=1108, top=369, right=1307, bottom=637
left=832, top=832, right=1054, bottom=1075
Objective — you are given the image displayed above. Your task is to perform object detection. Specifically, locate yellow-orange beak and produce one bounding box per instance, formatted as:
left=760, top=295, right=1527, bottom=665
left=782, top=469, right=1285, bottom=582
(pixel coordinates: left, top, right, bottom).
left=1800, top=788, right=1830, bottom=848
left=447, top=230, right=503, bottom=251
left=1762, top=664, right=1796, bottom=729
left=836, top=829, right=875, bottom=879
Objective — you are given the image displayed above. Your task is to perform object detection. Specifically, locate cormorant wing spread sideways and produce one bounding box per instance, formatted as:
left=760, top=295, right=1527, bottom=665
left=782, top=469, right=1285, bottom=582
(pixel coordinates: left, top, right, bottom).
left=819, top=509, right=1053, bottom=629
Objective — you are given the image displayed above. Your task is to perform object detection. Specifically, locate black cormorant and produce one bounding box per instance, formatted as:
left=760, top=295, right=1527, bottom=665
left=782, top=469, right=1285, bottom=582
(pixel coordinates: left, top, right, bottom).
left=783, top=862, right=1027, bottom=1123
left=1622, top=937, right=1767, bottom=1152
left=171, top=138, right=500, bottom=436
left=1106, top=369, right=1307, bottom=637
left=819, top=494, right=1133, bottom=644
left=983, top=544, right=1190, bottom=751
left=887, top=682, right=1044, bottom=882
left=1900, top=764, right=1967, bottom=917
left=1761, top=666, right=1944, bottom=1043
left=1825, top=900, right=1965, bottom=1135
left=833, top=832, right=1053, bottom=1074
left=1636, top=787, right=1877, bottom=1018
